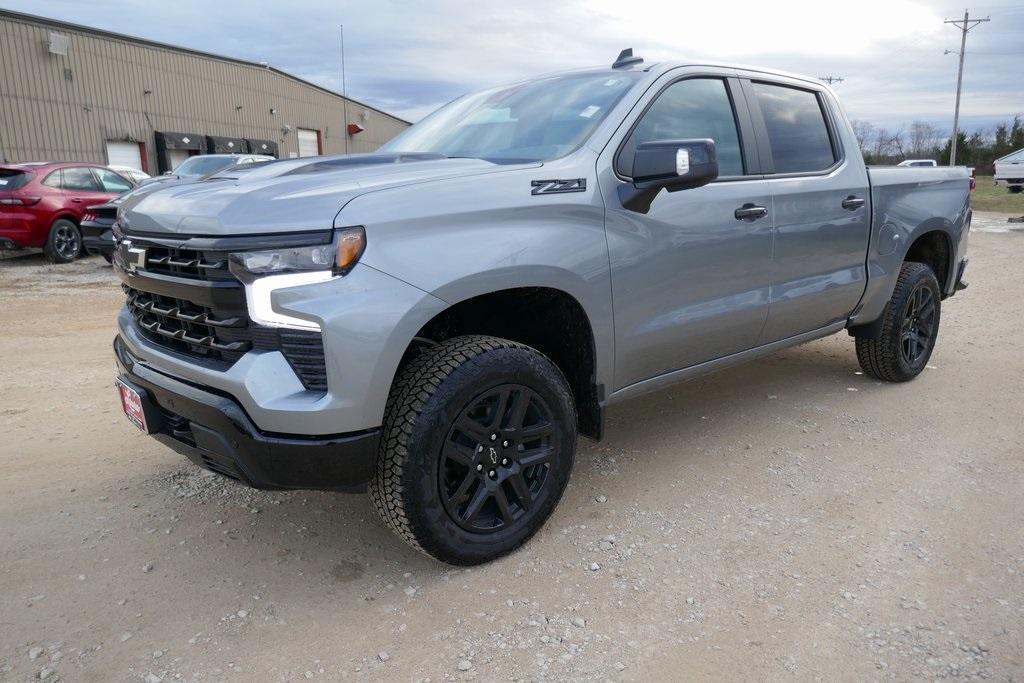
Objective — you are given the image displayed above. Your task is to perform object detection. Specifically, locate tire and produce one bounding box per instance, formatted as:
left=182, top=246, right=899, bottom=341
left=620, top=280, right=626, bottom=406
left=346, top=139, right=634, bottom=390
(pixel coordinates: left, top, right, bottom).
left=855, top=261, right=941, bottom=382
left=1009, top=185, right=1023, bottom=194
left=370, top=335, right=577, bottom=565
left=43, top=219, right=81, bottom=264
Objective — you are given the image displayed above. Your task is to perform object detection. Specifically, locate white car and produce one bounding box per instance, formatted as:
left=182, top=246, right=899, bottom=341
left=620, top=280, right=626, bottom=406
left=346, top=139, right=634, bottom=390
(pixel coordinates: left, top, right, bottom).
left=108, top=165, right=151, bottom=184
left=897, top=159, right=938, bottom=168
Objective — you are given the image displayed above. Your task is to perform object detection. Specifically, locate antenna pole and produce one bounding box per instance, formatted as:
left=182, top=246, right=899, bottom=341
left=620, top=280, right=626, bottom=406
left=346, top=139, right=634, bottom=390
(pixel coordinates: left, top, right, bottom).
left=340, top=24, right=349, bottom=155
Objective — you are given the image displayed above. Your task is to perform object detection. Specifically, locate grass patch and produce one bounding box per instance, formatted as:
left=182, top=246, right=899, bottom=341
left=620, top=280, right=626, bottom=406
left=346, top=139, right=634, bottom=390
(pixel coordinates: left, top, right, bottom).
left=972, top=176, right=1024, bottom=214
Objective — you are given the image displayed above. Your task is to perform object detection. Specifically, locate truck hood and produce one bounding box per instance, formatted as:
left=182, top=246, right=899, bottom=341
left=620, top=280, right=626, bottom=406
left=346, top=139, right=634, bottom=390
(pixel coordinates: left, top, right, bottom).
left=119, top=153, right=538, bottom=236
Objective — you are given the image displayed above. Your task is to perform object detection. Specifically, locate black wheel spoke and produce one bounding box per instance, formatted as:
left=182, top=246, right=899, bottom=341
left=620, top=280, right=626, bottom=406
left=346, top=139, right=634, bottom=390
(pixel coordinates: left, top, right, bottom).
left=490, top=387, right=511, bottom=429
left=517, top=421, right=553, bottom=441
left=448, top=470, right=477, bottom=506
left=507, top=472, right=533, bottom=511
left=493, top=486, right=515, bottom=524
left=455, top=416, right=490, bottom=444
left=460, top=486, right=490, bottom=524
left=508, top=389, right=530, bottom=428
left=444, top=441, right=476, bottom=467
left=519, top=446, right=555, bottom=468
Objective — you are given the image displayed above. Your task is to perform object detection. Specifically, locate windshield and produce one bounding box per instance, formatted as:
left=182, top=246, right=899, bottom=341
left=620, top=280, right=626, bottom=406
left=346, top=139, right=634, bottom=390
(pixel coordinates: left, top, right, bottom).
left=379, top=72, right=642, bottom=163
left=172, top=156, right=238, bottom=177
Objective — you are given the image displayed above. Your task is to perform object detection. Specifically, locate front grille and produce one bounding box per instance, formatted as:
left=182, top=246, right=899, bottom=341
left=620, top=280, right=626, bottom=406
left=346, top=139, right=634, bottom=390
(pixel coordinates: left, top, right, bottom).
left=142, top=245, right=234, bottom=281
left=125, top=285, right=252, bottom=362
left=119, top=236, right=329, bottom=392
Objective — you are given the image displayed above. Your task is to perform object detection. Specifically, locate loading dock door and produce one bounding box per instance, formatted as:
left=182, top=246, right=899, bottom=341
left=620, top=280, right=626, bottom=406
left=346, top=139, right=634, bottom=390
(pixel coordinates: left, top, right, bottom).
left=105, top=141, right=143, bottom=170
left=166, top=149, right=191, bottom=172
left=297, top=128, right=320, bottom=157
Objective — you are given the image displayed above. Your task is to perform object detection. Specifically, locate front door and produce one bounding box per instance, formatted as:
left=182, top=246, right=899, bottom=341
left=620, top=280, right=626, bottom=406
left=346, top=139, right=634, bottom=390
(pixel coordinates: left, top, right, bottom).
left=601, top=75, right=775, bottom=390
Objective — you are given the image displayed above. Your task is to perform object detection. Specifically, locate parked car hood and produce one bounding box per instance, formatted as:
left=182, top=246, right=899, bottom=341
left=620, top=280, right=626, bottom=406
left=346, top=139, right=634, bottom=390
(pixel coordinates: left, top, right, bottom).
left=119, top=153, right=538, bottom=236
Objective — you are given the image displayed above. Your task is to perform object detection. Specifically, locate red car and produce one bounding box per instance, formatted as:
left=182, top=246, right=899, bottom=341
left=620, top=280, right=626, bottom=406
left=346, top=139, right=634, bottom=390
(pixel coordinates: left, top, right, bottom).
left=0, top=161, right=134, bottom=263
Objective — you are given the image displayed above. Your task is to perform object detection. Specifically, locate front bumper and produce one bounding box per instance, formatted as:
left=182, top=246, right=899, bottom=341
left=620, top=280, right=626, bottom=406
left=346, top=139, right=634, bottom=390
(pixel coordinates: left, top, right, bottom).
left=114, top=335, right=380, bottom=492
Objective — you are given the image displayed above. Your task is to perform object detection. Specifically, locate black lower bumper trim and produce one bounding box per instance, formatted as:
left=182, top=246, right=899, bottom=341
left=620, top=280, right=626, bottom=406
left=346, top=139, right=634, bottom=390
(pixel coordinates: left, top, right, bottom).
left=114, top=335, right=379, bottom=492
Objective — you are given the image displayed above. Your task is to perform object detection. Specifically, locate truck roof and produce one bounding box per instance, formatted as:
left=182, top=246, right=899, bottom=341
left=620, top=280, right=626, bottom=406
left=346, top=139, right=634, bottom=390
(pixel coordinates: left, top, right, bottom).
left=528, top=51, right=833, bottom=95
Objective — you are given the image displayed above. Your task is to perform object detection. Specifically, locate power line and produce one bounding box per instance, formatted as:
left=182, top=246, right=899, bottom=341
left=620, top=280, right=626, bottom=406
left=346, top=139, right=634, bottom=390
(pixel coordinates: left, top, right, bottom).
left=944, top=10, right=990, bottom=165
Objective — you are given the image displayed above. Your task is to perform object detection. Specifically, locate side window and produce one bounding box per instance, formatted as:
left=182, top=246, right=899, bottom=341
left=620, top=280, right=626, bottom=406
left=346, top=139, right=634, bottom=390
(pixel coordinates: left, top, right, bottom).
left=42, top=170, right=62, bottom=188
left=618, top=78, right=744, bottom=177
left=94, top=168, right=133, bottom=192
left=62, top=167, right=102, bottom=191
left=751, top=82, right=836, bottom=174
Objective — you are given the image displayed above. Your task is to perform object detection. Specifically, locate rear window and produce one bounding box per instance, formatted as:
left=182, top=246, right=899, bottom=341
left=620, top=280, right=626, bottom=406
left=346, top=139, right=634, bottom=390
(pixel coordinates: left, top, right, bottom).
left=0, top=169, right=33, bottom=190
left=751, top=82, right=836, bottom=174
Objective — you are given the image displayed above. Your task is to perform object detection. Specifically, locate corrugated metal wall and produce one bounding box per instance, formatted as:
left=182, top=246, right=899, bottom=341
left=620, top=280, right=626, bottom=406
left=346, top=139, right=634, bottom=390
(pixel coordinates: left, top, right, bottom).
left=0, top=12, right=410, bottom=168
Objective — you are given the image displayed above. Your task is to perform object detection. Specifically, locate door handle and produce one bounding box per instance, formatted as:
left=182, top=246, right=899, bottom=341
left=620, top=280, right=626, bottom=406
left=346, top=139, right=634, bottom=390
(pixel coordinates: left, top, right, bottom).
left=734, top=203, right=768, bottom=221
left=71, top=198, right=84, bottom=203
left=842, top=196, right=865, bottom=210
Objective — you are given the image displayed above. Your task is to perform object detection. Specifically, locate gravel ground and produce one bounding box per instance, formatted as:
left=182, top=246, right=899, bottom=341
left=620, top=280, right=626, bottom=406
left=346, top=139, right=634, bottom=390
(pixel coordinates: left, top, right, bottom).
left=1, top=217, right=1022, bottom=682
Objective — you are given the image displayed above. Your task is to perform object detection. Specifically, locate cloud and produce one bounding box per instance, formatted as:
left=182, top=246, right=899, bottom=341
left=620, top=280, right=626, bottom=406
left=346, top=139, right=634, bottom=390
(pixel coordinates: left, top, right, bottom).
left=3, top=0, right=1022, bottom=133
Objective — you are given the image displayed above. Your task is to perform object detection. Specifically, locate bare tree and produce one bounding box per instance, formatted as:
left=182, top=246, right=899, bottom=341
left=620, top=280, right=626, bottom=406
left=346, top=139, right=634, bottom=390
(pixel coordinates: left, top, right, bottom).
left=850, top=120, right=875, bottom=155
left=890, top=127, right=906, bottom=158
left=909, top=121, right=941, bottom=157
left=873, top=127, right=891, bottom=158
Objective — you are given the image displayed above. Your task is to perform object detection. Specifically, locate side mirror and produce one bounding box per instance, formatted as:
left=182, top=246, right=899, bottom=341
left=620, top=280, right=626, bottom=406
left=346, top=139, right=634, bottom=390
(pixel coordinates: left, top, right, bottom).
left=618, top=139, right=719, bottom=213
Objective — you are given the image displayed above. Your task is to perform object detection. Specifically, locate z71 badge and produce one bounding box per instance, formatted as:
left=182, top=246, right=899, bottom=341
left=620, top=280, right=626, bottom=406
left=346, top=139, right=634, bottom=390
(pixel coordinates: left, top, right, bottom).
left=531, top=178, right=586, bottom=195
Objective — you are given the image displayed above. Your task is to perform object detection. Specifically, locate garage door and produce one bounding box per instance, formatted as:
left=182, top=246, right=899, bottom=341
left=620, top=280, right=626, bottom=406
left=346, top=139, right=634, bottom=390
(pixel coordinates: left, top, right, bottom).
left=297, top=128, right=320, bottom=157
left=105, top=141, right=143, bottom=170
left=166, top=149, right=191, bottom=172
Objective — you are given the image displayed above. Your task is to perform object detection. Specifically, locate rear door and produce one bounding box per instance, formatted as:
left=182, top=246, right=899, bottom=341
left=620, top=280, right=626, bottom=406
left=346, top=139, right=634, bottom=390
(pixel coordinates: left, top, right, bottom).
left=742, top=78, right=871, bottom=342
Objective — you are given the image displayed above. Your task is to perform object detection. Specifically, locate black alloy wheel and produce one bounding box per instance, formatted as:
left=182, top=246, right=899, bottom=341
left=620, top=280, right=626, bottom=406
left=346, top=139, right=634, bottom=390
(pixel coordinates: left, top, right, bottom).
left=899, top=283, right=936, bottom=367
left=855, top=261, right=941, bottom=382
left=371, top=335, right=577, bottom=565
left=439, top=384, right=555, bottom=533
left=45, top=219, right=82, bottom=264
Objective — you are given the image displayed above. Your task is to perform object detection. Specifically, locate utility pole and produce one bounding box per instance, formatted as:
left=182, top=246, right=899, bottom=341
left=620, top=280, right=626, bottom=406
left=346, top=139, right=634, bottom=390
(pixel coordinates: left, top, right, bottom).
left=340, top=25, right=349, bottom=155
left=944, top=10, right=989, bottom=166
left=818, top=75, right=844, bottom=85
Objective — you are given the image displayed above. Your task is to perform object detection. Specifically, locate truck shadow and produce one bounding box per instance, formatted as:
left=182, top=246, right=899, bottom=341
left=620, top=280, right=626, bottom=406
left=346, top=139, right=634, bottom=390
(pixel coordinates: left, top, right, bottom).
left=139, top=335, right=867, bottom=602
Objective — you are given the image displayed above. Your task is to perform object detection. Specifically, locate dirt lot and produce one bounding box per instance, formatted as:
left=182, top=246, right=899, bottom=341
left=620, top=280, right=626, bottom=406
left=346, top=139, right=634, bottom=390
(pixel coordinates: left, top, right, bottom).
left=1, top=218, right=1022, bottom=682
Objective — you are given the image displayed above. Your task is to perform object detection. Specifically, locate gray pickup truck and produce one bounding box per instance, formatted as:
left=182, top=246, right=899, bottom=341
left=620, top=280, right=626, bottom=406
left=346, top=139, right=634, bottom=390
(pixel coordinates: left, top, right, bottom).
left=112, top=50, right=970, bottom=564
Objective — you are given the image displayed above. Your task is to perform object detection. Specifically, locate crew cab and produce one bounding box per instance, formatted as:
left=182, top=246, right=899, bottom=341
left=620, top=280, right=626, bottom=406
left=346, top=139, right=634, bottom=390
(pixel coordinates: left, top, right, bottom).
left=111, top=51, right=971, bottom=565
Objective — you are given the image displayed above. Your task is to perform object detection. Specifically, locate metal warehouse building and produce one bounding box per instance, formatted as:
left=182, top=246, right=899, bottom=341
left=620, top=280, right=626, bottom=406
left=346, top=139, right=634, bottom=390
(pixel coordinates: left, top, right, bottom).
left=0, top=9, right=410, bottom=174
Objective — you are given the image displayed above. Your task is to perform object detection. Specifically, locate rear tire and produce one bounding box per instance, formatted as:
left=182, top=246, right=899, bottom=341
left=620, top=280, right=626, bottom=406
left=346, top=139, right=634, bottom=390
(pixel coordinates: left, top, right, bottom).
left=370, top=335, right=577, bottom=565
left=44, top=219, right=81, bottom=264
left=855, top=261, right=941, bottom=382
left=1009, top=185, right=1023, bottom=194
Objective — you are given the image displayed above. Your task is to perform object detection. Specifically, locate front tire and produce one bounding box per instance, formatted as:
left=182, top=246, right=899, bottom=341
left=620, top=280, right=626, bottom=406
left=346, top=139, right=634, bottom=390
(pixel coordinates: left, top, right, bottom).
left=855, top=261, right=941, bottom=382
left=370, top=335, right=577, bottom=565
left=44, top=219, right=81, bottom=264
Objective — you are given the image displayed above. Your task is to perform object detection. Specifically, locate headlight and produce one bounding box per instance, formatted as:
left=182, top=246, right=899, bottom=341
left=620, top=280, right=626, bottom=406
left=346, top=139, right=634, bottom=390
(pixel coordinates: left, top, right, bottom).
left=228, top=227, right=366, bottom=331
left=228, top=227, right=365, bottom=278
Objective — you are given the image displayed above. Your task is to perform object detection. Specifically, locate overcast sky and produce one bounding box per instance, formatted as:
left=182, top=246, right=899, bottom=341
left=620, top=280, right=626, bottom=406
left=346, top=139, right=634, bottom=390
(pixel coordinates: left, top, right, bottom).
left=4, top=0, right=1023, bottom=134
